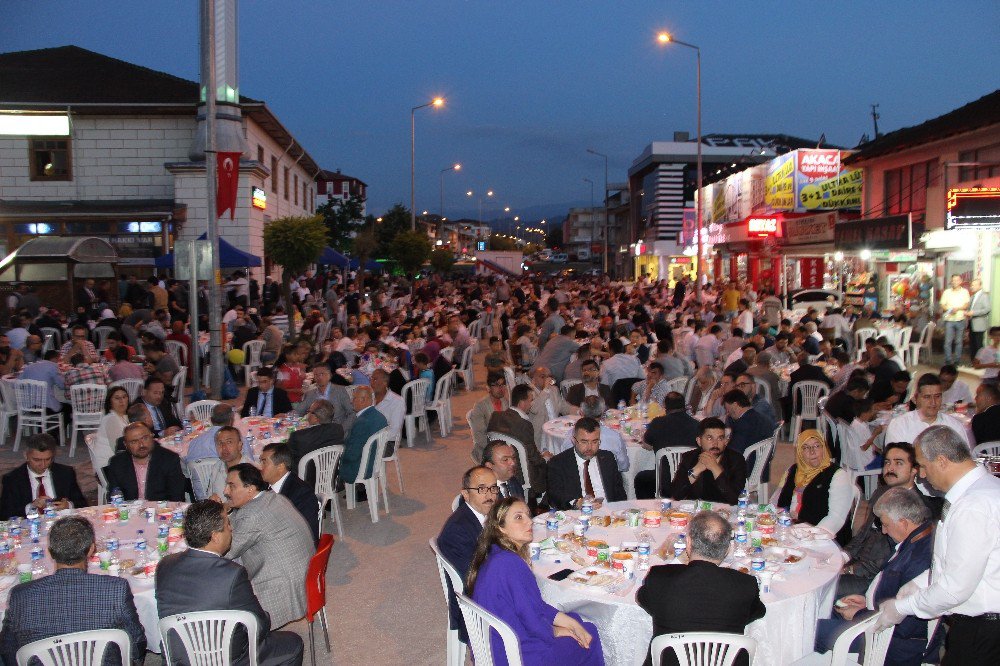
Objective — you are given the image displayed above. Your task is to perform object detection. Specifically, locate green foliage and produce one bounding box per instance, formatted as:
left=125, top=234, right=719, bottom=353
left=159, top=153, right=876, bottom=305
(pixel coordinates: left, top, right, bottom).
left=429, top=248, right=457, bottom=273
left=262, top=215, right=326, bottom=337
left=389, top=230, right=432, bottom=275
left=489, top=234, right=518, bottom=251
left=375, top=203, right=411, bottom=256
left=316, top=194, right=365, bottom=252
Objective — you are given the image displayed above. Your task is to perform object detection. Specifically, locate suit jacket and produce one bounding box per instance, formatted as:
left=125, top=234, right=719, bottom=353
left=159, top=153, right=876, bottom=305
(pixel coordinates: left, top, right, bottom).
left=643, top=411, right=700, bottom=453
left=437, top=502, right=483, bottom=642
left=103, top=446, right=186, bottom=503
left=294, top=383, right=355, bottom=435
left=0, top=568, right=146, bottom=666
left=241, top=386, right=294, bottom=418
left=668, top=448, right=747, bottom=505
left=470, top=396, right=508, bottom=464
left=637, top=560, right=766, bottom=666
left=969, top=290, right=991, bottom=332
left=499, top=476, right=525, bottom=499
left=546, top=448, right=626, bottom=510
left=0, top=462, right=88, bottom=519
left=278, top=472, right=321, bottom=543
left=131, top=398, right=182, bottom=436
left=156, top=549, right=271, bottom=666
left=972, top=404, right=1000, bottom=446
left=486, top=409, right=548, bottom=495
left=564, top=382, right=614, bottom=409
left=226, top=491, right=314, bottom=628
left=287, top=422, right=345, bottom=475
left=339, top=407, right=389, bottom=483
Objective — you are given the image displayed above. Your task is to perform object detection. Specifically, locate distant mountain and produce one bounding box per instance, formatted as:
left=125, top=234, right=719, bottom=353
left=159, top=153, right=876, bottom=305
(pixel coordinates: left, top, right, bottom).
left=446, top=200, right=590, bottom=226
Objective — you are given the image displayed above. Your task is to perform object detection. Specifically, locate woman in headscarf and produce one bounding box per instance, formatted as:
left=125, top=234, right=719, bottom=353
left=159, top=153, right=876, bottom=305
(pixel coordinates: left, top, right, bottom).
left=773, top=429, right=854, bottom=545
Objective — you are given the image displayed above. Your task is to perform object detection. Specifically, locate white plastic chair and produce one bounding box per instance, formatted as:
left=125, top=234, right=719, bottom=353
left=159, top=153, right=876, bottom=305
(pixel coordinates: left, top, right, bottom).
left=974, top=441, right=1000, bottom=457
left=487, top=431, right=532, bottom=498
left=242, top=340, right=266, bottom=387
left=16, top=628, right=132, bottom=666
left=40, top=327, right=62, bottom=348
left=663, top=376, right=688, bottom=396
left=164, top=339, right=187, bottom=368
left=345, top=428, right=392, bottom=523
left=401, top=378, right=432, bottom=447
left=457, top=345, right=476, bottom=390
left=0, top=378, right=20, bottom=444
left=908, top=322, right=935, bottom=367
left=92, top=326, right=117, bottom=351
left=655, top=446, right=695, bottom=499
left=790, top=609, right=895, bottom=666
left=159, top=610, right=259, bottom=666
left=188, top=457, right=225, bottom=501
left=744, top=422, right=782, bottom=502
left=650, top=632, right=757, bottom=666
left=171, top=366, right=187, bottom=420
left=440, top=347, right=455, bottom=363
left=185, top=399, right=220, bottom=423
left=854, top=328, right=878, bottom=362
left=299, top=445, right=344, bottom=537
left=381, top=421, right=405, bottom=494
left=897, top=326, right=914, bottom=361
left=837, top=419, right=882, bottom=500
left=791, top=381, right=830, bottom=442
left=426, top=370, right=456, bottom=437
left=456, top=593, right=524, bottom=666
left=68, top=383, right=106, bottom=458
left=109, top=378, right=143, bottom=403
left=13, top=378, right=65, bottom=452
left=559, top=379, right=582, bottom=399
left=753, top=377, right=772, bottom=405
left=84, top=433, right=109, bottom=507
left=429, top=537, right=469, bottom=666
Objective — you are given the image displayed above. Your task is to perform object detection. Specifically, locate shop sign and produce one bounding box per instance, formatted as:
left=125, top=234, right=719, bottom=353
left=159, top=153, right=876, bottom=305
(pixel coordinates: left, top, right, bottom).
left=251, top=186, right=267, bottom=210
left=765, top=149, right=862, bottom=213
left=835, top=214, right=920, bottom=251
left=946, top=187, right=1000, bottom=228
left=783, top=212, right=837, bottom=245
left=800, top=257, right=824, bottom=289
left=747, top=217, right=778, bottom=237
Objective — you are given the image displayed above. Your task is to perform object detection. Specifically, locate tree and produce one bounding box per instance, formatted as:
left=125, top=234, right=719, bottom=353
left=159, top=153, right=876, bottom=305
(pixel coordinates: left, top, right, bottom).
left=375, top=203, right=411, bottom=256
left=262, top=215, right=327, bottom=339
left=317, top=194, right=365, bottom=253
left=352, top=227, right=378, bottom=287
left=389, top=230, right=432, bottom=275
left=489, top=234, right=518, bottom=251
left=429, top=248, right=456, bottom=274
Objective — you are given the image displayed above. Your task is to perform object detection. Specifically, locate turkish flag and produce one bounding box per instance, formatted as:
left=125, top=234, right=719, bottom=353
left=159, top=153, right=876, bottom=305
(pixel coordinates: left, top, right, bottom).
left=216, top=152, right=242, bottom=220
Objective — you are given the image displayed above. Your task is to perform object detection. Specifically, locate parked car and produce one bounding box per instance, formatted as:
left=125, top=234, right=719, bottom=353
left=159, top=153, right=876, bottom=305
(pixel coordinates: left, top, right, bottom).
left=789, top=288, right=843, bottom=313
left=550, top=253, right=568, bottom=263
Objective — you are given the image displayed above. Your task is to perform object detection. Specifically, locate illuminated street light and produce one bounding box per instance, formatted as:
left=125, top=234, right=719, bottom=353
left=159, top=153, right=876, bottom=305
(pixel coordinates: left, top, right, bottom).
left=411, top=96, right=446, bottom=230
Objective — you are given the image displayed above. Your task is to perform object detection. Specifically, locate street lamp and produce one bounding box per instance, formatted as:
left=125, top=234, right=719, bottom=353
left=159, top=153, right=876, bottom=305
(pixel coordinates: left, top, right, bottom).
left=657, top=30, right=702, bottom=299
left=467, top=189, right=494, bottom=224
left=586, top=148, right=609, bottom=274
left=439, top=162, right=461, bottom=238
left=411, top=96, right=445, bottom=230
left=583, top=178, right=595, bottom=264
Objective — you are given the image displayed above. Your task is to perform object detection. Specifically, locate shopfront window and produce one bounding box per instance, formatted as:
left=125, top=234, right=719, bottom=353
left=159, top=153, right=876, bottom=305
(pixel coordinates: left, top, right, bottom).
left=883, top=159, right=935, bottom=215
left=958, top=143, right=1000, bottom=183
left=28, top=138, right=72, bottom=181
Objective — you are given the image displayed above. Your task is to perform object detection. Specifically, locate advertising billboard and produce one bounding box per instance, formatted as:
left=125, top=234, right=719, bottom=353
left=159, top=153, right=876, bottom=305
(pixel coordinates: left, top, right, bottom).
left=765, top=149, right=862, bottom=213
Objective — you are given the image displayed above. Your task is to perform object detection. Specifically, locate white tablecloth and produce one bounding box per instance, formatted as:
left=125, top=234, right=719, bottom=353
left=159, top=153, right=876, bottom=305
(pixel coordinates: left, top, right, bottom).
left=159, top=415, right=296, bottom=461
left=531, top=500, right=843, bottom=665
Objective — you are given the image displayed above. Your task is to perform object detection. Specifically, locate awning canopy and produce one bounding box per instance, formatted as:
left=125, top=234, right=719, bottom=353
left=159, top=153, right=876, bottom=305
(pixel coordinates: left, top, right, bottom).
left=349, top=258, right=384, bottom=271
left=0, top=235, right=118, bottom=282
left=155, top=233, right=262, bottom=268
left=318, top=247, right=350, bottom=268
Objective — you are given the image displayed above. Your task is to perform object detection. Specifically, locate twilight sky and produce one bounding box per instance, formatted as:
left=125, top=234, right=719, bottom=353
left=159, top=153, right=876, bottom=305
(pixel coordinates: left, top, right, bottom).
left=3, top=1, right=999, bottom=221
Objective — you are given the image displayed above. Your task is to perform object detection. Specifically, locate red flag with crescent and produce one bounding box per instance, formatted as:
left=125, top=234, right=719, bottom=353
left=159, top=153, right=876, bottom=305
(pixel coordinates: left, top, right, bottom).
left=216, top=152, right=241, bottom=220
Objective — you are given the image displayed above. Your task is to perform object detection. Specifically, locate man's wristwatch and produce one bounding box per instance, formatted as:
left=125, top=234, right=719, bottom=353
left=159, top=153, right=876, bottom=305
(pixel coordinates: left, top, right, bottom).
left=687, top=468, right=697, bottom=479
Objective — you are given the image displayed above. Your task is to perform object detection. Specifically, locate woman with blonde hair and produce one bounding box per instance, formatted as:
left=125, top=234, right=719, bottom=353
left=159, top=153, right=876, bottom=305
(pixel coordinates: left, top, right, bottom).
left=773, top=429, right=854, bottom=545
left=466, top=496, right=603, bottom=665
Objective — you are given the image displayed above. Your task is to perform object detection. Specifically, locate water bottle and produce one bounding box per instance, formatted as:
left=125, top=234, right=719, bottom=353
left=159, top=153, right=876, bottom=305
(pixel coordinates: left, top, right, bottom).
left=673, top=533, right=687, bottom=560
left=183, top=419, right=193, bottom=435
left=248, top=405, right=257, bottom=418
left=245, top=435, right=255, bottom=453
left=777, top=509, right=793, bottom=541
left=10, top=520, right=22, bottom=548
left=737, top=488, right=749, bottom=511
left=110, top=487, right=124, bottom=507
left=751, top=546, right=765, bottom=571
left=134, top=530, right=147, bottom=568
left=30, top=539, right=46, bottom=576
left=733, top=524, right=749, bottom=557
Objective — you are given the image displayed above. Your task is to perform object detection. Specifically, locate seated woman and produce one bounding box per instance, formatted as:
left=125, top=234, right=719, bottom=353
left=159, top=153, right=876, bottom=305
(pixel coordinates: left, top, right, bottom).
left=92, top=385, right=130, bottom=471
left=773, top=429, right=854, bottom=545
left=275, top=344, right=307, bottom=403
left=467, top=497, right=604, bottom=666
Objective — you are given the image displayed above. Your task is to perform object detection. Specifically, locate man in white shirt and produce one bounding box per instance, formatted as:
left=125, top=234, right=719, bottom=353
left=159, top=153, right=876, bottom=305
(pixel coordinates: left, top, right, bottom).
left=199, top=426, right=256, bottom=501
left=333, top=327, right=356, bottom=353
left=734, top=299, right=754, bottom=336
left=884, top=373, right=971, bottom=449
left=940, top=274, right=971, bottom=366
left=939, top=364, right=973, bottom=405
left=693, top=325, right=722, bottom=368
left=560, top=396, right=629, bottom=472
left=973, top=325, right=1000, bottom=385
left=877, top=425, right=1000, bottom=663
left=820, top=307, right=851, bottom=347
left=599, top=339, right=644, bottom=394
left=370, top=369, right=405, bottom=441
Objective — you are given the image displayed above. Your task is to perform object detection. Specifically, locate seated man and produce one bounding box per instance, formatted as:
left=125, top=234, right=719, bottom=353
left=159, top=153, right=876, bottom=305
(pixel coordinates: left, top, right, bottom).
left=939, top=363, right=973, bottom=405
left=156, top=500, right=304, bottom=666
left=0, top=516, right=146, bottom=665
left=469, top=373, right=509, bottom=463
left=482, top=440, right=524, bottom=500
left=287, top=399, right=345, bottom=478
left=487, top=383, right=550, bottom=498
left=58, top=324, right=100, bottom=363
left=637, top=511, right=765, bottom=666
left=241, top=367, right=293, bottom=418
left=185, top=403, right=250, bottom=463
left=63, top=353, right=108, bottom=388
left=735, top=372, right=777, bottom=426
left=631, top=362, right=670, bottom=407
left=134, top=376, right=182, bottom=437
left=560, top=396, right=629, bottom=472
left=197, top=426, right=256, bottom=500
left=635, top=392, right=700, bottom=499
left=0, top=433, right=88, bottom=519
left=722, top=389, right=775, bottom=456
left=294, top=364, right=354, bottom=435
left=224, top=464, right=314, bottom=628
left=104, top=422, right=186, bottom=502
left=816, top=488, right=934, bottom=665
left=371, top=368, right=406, bottom=442
left=338, top=385, right=389, bottom=484
left=142, top=339, right=179, bottom=387
left=546, top=416, right=627, bottom=510
left=563, top=359, right=613, bottom=414
left=972, top=381, right=1000, bottom=445
left=669, top=417, right=748, bottom=505
left=259, top=443, right=320, bottom=543
left=19, top=349, right=65, bottom=416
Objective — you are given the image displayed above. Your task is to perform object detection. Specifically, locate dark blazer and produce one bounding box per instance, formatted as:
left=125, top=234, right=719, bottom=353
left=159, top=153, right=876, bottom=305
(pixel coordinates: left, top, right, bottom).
left=637, top=560, right=766, bottom=666
left=339, top=407, right=389, bottom=483
left=0, top=462, right=88, bottom=519
left=437, top=501, right=484, bottom=643
left=727, top=407, right=776, bottom=456
left=565, top=382, right=614, bottom=408
left=499, top=476, right=525, bottom=500
left=155, top=548, right=291, bottom=666
left=287, top=422, right=345, bottom=478
left=644, top=411, right=700, bottom=452
left=546, top=448, right=627, bottom=510
left=132, top=398, right=182, bottom=436
left=872, top=523, right=935, bottom=663
left=240, top=386, right=294, bottom=418
left=669, top=447, right=748, bottom=505
left=486, top=409, right=548, bottom=495
left=0, top=568, right=146, bottom=666
left=103, top=446, right=186, bottom=503
left=278, top=472, right=321, bottom=543
left=972, top=403, right=1000, bottom=446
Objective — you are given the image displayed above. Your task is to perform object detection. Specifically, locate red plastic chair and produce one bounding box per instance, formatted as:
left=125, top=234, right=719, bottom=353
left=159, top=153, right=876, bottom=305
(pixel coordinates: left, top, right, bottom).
left=306, top=534, right=335, bottom=665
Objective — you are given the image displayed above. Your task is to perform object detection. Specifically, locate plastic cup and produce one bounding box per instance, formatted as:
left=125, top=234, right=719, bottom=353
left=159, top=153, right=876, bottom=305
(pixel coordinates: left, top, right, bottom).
left=529, top=542, right=541, bottom=561
left=98, top=551, right=111, bottom=570
left=17, top=563, right=31, bottom=582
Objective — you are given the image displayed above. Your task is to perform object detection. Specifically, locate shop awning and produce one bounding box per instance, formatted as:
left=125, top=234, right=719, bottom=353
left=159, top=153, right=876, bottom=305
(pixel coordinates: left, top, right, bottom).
left=155, top=233, right=261, bottom=268
left=0, top=235, right=118, bottom=282
left=348, top=258, right=384, bottom=271
left=0, top=198, right=180, bottom=221
left=318, top=247, right=350, bottom=268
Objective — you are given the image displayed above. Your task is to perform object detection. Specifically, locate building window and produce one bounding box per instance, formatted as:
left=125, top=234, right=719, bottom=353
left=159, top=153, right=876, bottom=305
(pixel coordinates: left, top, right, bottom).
left=304, top=182, right=310, bottom=210
left=28, top=138, right=72, bottom=181
left=958, top=144, right=1000, bottom=183
left=283, top=167, right=289, bottom=200
left=270, top=156, right=278, bottom=194
left=293, top=174, right=299, bottom=205
left=883, top=159, right=936, bottom=216
left=257, top=145, right=264, bottom=164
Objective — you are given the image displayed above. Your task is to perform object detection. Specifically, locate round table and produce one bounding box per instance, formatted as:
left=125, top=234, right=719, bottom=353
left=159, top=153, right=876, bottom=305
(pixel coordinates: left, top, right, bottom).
left=541, top=414, right=654, bottom=500
left=159, top=415, right=300, bottom=462
left=531, top=499, right=844, bottom=665
left=0, top=502, right=188, bottom=653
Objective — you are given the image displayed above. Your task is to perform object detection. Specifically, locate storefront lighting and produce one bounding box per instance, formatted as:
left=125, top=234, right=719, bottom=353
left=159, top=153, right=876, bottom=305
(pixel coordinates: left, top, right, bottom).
left=28, top=223, right=53, bottom=234
left=834, top=251, right=844, bottom=262
left=860, top=249, right=872, bottom=260
left=0, top=114, right=70, bottom=136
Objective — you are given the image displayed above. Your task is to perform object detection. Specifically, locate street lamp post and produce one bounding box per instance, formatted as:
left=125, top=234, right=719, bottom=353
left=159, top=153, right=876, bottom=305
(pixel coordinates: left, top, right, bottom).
left=439, top=163, right=460, bottom=239
left=657, top=31, right=702, bottom=300
left=411, top=96, right=444, bottom=231
left=586, top=148, right=609, bottom=275
left=583, top=178, right=595, bottom=263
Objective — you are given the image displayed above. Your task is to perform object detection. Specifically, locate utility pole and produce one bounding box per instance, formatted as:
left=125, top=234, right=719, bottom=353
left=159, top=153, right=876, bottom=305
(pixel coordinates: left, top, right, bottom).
left=202, top=0, right=223, bottom=397
left=871, top=103, right=881, bottom=139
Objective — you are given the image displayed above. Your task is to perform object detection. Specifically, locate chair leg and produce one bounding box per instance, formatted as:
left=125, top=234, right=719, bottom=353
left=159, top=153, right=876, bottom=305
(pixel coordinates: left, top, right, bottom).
left=394, top=459, right=404, bottom=493
left=366, top=479, right=380, bottom=523
left=12, top=416, right=22, bottom=452
left=308, top=620, right=316, bottom=666
left=319, top=607, right=331, bottom=651
left=345, top=483, right=356, bottom=510
left=380, top=469, right=391, bottom=513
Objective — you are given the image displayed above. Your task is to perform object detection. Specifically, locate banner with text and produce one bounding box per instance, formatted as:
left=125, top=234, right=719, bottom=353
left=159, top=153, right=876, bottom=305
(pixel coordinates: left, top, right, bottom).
left=799, top=257, right=825, bottom=289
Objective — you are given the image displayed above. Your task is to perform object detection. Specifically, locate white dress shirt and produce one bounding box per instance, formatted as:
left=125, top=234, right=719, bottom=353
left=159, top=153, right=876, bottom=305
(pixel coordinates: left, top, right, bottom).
left=884, top=410, right=972, bottom=450
left=375, top=390, right=406, bottom=440
left=942, top=380, right=974, bottom=405
left=574, top=451, right=606, bottom=500
left=24, top=468, right=58, bottom=515
left=896, top=466, right=1000, bottom=618
left=561, top=425, right=629, bottom=472
left=270, top=471, right=290, bottom=495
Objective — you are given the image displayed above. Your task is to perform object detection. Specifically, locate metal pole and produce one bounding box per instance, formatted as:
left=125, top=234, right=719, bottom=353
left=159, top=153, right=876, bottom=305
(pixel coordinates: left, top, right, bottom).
left=695, top=47, right=703, bottom=301
left=584, top=178, right=594, bottom=262
left=410, top=107, right=416, bottom=230
left=586, top=149, right=609, bottom=275
left=188, top=244, right=200, bottom=396
left=203, top=0, right=224, bottom=397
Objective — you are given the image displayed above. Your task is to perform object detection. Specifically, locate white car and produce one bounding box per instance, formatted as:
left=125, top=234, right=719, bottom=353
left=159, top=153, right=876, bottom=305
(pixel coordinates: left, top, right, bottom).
left=549, top=253, right=568, bottom=264
left=789, top=289, right=843, bottom=313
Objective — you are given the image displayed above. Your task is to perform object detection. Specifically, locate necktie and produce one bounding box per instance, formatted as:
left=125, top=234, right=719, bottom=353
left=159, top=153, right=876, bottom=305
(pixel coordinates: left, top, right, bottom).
left=259, top=392, right=269, bottom=416
left=499, top=482, right=508, bottom=498
left=583, top=459, right=595, bottom=498
left=152, top=405, right=164, bottom=432
left=36, top=476, right=47, bottom=498
left=941, top=499, right=951, bottom=522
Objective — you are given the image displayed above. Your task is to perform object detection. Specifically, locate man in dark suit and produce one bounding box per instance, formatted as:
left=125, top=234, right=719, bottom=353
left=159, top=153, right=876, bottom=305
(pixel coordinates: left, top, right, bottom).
left=482, top=440, right=525, bottom=499
left=972, top=382, right=1000, bottom=445
left=155, top=500, right=304, bottom=666
left=563, top=359, right=614, bottom=413
left=286, top=399, right=345, bottom=480
left=0, top=516, right=146, bottom=666
left=437, top=466, right=498, bottom=643
left=546, top=416, right=627, bottom=510
left=636, top=392, right=700, bottom=498
left=0, top=433, right=87, bottom=519
left=133, top=376, right=182, bottom=437
left=637, top=511, right=766, bottom=666
left=103, top=422, right=186, bottom=502
left=241, top=367, right=293, bottom=418
left=259, top=443, right=320, bottom=543
left=486, top=383, right=549, bottom=497
left=669, top=417, right=748, bottom=505
left=338, top=385, right=389, bottom=483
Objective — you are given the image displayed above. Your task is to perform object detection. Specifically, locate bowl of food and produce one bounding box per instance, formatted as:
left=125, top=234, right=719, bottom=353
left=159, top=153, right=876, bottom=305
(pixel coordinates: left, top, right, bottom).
left=765, top=546, right=806, bottom=567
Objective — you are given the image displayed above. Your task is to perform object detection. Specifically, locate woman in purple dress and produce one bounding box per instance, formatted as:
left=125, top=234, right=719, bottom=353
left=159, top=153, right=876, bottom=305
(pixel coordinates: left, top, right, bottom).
left=466, top=497, right=605, bottom=665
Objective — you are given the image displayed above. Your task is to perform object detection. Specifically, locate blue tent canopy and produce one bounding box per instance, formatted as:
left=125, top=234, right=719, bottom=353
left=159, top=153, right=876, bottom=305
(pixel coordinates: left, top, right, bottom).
left=155, top=233, right=262, bottom=268
left=318, top=246, right=350, bottom=268
left=348, top=258, right=384, bottom=271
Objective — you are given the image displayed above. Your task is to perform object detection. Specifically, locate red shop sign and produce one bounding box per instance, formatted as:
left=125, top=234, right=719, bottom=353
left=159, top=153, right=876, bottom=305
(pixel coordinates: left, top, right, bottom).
left=800, top=257, right=824, bottom=289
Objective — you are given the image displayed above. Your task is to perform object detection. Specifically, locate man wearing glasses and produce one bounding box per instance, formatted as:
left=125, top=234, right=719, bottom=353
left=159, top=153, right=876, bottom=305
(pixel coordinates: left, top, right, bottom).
left=469, top=373, right=509, bottom=463
left=102, top=422, right=185, bottom=502
left=735, top=372, right=778, bottom=427
left=58, top=325, right=99, bottom=364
